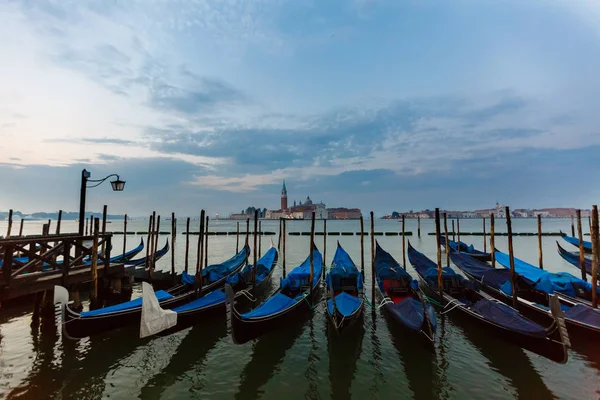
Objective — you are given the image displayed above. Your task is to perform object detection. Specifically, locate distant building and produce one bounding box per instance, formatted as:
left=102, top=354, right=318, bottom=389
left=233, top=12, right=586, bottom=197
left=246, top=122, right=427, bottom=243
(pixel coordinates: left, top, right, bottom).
left=328, top=208, right=362, bottom=220
left=229, top=213, right=249, bottom=220
left=281, top=180, right=288, bottom=210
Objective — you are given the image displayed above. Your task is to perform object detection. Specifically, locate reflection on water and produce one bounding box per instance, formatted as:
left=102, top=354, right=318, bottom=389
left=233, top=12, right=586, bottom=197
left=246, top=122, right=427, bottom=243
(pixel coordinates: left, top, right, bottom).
left=1, top=219, right=599, bottom=399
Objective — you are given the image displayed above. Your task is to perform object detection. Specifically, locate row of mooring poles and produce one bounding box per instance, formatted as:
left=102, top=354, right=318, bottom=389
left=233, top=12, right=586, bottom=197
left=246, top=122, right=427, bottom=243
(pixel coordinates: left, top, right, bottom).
left=590, top=206, right=599, bottom=309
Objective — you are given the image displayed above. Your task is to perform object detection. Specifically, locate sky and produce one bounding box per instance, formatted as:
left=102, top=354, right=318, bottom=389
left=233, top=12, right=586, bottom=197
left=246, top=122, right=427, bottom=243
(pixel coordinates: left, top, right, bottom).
left=1, top=0, right=599, bottom=217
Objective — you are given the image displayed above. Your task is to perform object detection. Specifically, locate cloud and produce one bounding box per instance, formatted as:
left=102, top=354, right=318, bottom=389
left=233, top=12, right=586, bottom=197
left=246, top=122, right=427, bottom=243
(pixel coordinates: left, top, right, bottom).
left=45, top=137, right=135, bottom=145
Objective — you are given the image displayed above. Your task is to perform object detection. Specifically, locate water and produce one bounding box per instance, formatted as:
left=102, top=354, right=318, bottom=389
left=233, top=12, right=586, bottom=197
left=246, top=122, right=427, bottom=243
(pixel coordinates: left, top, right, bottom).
left=1, top=218, right=599, bottom=399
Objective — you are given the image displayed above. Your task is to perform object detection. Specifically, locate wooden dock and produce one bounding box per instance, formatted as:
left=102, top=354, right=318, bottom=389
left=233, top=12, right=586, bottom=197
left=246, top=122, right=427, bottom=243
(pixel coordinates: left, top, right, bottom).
left=0, top=233, right=123, bottom=302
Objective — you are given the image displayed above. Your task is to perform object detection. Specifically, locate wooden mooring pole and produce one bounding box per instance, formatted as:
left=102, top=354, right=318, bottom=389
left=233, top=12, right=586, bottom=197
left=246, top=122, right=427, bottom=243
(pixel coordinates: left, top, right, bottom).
left=571, top=215, right=575, bottom=237
left=245, top=218, right=250, bottom=247
left=101, top=205, right=107, bottom=256
left=537, top=214, right=544, bottom=270
left=452, top=220, right=455, bottom=241
left=591, top=205, right=598, bottom=309
left=443, top=213, right=450, bottom=267
left=18, top=218, right=24, bottom=237
left=323, top=219, right=327, bottom=279
left=309, top=212, right=316, bottom=305
left=402, top=215, right=406, bottom=269
left=457, top=219, right=461, bottom=253
left=6, top=209, right=13, bottom=237
left=85, top=217, right=88, bottom=236
left=145, top=214, right=153, bottom=269
left=196, top=210, right=205, bottom=293
left=253, top=210, right=258, bottom=294
left=370, top=211, right=375, bottom=304
left=47, top=219, right=51, bottom=233
left=277, top=219, right=282, bottom=251
left=236, top=222, right=240, bottom=253
left=123, top=214, right=127, bottom=262
left=483, top=217, right=487, bottom=253
left=153, top=215, right=161, bottom=275
left=90, top=218, right=100, bottom=309
left=204, top=216, right=209, bottom=269
left=577, top=209, right=587, bottom=281
left=282, top=218, right=287, bottom=278
left=505, top=207, right=518, bottom=309
left=259, top=220, right=262, bottom=258
left=56, top=210, right=62, bottom=235
left=171, top=213, right=176, bottom=285
left=589, top=215, right=592, bottom=234
left=360, top=215, right=365, bottom=277
left=417, top=215, right=421, bottom=238
left=490, top=213, right=496, bottom=268
left=184, top=217, right=190, bottom=274
left=435, top=208, right=443, bottom=296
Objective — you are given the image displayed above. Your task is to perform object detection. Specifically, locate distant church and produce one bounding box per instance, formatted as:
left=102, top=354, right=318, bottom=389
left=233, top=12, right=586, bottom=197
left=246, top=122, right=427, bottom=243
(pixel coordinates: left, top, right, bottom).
left=266, top=181, right=328, bottom=219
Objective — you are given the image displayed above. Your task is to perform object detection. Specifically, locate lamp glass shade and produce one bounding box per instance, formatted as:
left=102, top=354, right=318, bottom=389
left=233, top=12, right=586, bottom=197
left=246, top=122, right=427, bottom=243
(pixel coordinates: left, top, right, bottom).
left=110, top=179, right=126, bottom=191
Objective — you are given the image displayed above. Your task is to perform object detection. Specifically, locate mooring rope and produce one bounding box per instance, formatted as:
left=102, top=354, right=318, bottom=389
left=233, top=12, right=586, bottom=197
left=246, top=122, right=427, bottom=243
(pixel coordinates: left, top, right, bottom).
left=237, top=289, right=256, bottom=303
left=440, top=298, right=461, bottom=315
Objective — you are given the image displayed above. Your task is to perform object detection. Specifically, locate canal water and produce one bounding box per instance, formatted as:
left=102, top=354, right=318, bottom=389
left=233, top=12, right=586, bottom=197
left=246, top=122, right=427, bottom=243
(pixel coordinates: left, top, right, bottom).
left=0, top=218, right=598, bottom=399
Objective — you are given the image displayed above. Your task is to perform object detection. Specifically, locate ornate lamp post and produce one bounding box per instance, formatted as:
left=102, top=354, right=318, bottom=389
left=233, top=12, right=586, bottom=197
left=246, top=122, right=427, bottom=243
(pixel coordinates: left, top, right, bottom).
left=78, top=169, right=126, bottom=235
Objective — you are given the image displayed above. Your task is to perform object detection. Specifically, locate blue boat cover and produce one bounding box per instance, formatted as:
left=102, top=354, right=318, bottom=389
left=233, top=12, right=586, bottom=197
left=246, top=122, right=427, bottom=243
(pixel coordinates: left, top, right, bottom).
left=450, top=252, right=535, bottom=295
left=564, top=304, right=600, bottom=327
left=326, top=244, right=362, bottom=291
left=181, top=246, right=249, bottom=285
left=171, top=290, right=226, bottom=313
left=562, top=234, right=593, bottom=251
left=201, top=246, right=249, bottom=279
left=374, top=243, right=412, bottom=280
left=81, top=290, right=173, bottom=317
left=226, top=247, right=277, bottom=286
left=126, top=240, right=170, bottom=267
left=327, top=292, right=362, bottom=317
left=440, top=236, right=488, bottom=256
left=408, top=244, right=472, bottom=290
left=280, top=248, right=323, bottom=290
left=386, top=298, right=425, bottom=331
left=557, top=242, right=594, bottom=276
left=495, top=250, right=599, bottom=298
left=241, top=292, right=299, bottom=319
left=471, top=299, right=546, bottom=338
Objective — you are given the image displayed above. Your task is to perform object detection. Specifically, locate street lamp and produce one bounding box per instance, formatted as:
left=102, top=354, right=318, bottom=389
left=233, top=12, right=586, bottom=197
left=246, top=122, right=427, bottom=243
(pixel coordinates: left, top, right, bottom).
left=78, top=169, right=126, bottom=235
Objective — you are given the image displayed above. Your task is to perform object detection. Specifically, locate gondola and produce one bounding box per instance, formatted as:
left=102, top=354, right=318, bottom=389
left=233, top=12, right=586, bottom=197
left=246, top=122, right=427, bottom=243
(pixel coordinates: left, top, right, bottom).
left=228, top=243, right=323, bottom=344
left=91, top=238, right=144, bottom=264
left=140, top=246, right=279, bottom=337
left=54, top=245, right=249, bottom=339
left=374, top=242, right=436, bottom=345
left=556, top=241, right=598, bottom=278
left=124, top=240, right=169, bottom=267
left=494, top=249, right=600, bottom=303
left=325, top=242, right=364, bottom=332
left=440, top=235, right=492, bottom=262
left=450, top=250, right=600, bottom=339
left=407, top=242, right=570, bottom=363
left=560, top=230, right=593, bottom=254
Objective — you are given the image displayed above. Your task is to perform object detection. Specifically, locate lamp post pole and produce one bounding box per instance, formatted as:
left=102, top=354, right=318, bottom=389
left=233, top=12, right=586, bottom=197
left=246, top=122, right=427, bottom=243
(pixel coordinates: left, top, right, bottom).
left=79, top=169, right=90, bottom=235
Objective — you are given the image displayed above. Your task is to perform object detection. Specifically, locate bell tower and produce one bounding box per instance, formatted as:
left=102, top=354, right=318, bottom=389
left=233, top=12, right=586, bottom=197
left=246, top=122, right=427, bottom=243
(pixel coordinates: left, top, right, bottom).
left=281, top=180, right=288, bottom=210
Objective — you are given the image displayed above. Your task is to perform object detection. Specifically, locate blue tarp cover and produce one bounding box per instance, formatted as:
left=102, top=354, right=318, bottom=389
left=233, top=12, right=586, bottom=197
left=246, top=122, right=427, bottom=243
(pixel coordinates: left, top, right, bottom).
left=81, top=290, right=173, bottom=317
left=281, top=249, right=322, bottom=290
left=495, top=251, right=599, bottom=297
left=181, top=246, right=249, bottom=285
left=327, top=244, right=362, bottom=291
left=327, top=292, right=362, bottom=317
left=374, top=243, right=412, bottom=280
left=226, top=247, right=277, bottom=286
left=201, top=246, right=249, bottom=279
left=241, top=292, right=299, bottom=319
left=564, top=304, right=600, bottom=327
left=386, top=298, right=425, bottom=331
left=171, top=290, right=226, bottom=313
left=471, top=299, right=546, bottom=338
left=562, top=234, right=593, bottom=251
left=440, top=236, right=486, bottom=255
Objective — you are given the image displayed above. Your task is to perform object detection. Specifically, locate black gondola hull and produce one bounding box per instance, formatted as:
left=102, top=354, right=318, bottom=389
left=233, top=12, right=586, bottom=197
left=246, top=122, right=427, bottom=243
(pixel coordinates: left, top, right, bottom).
left=326, top=300, right=364, bottom=333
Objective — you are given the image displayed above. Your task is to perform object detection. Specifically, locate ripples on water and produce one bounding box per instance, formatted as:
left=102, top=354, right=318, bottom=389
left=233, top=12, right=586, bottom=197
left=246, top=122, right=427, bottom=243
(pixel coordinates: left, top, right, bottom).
left=0, top=219, right=599, bottom=399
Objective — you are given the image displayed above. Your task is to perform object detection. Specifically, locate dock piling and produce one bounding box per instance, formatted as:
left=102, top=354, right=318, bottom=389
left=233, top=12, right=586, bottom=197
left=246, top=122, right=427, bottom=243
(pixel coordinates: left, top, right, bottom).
left=204, top=216, right=209, bottom=269
left=123, top=214, right=127, bottom=262
left=370, top=211, right=375, bottom=305
left=417, top=215, right=421, bottom=237
left=452, top=220, right=455, bottom=241
left=196, top=210, right=205, bottom=275
left=101, top=205, right=107, bottom=256
left=505, top=207, right=518, bottom=309
left=483, top=217, right=487, bottom=253
left=323, top=219, right=327, bottom=279
left=245, top=218, right=250, bottom=247
left=236, top=221, right=240, bottom=253
left=56, top=210, right=62, bottom=235
left=490, top=213, right=496, bottom=268
left=591, top=205, right=598, bottom=308
left=309, top=212, right=316, bottom=305
left=90, top=218, right=100, bottom=310
left=145, top=214, right=153, bottom=269
left=253, top=210, right=258, bottom=294
left=443, top=213, right=449, bottom=267
left=259, top=220, right=262, bottom=258
left=283, top=218, right=287, bottom=279
left=153, top=214, right=161, bottom=275
left=537, top=214, right=543, bottom=270
left=577, top=210, right=586, bottom=281
left=402, top=215, right=406, bottom=269
left=18, top=218, right=24, bottom=237
left=457, top=219, right=461, bottom=253
left=184, top=217, right=190, bottom=274
left=571, top=215, right=575, bottom=237
left=171, top=213, right=176, bottom=285
left=360, top=215, right=365, bottom=277
left=6, top=209, right=13, bottom=237
left=435, top=208, right=443, bottom=296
